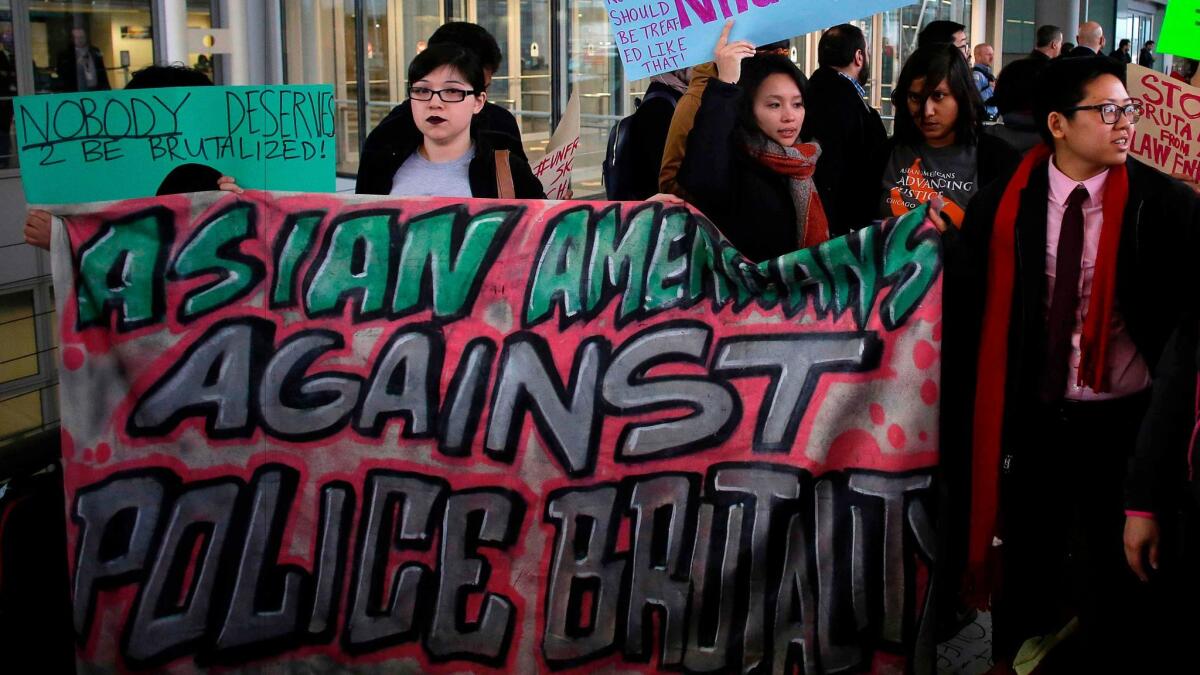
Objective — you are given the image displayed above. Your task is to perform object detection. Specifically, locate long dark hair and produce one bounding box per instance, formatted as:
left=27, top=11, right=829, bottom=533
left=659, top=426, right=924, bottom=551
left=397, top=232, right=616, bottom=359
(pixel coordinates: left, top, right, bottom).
left=891, top=43, right=982, bottom=146
left=736, top=54, right=809, bottom=138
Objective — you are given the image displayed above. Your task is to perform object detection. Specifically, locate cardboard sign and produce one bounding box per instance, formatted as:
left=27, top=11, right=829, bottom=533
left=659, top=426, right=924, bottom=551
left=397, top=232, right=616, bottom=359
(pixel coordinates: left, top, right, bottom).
left=50, top=191, right=944, bottom=672
left=534, top=91, right=581, bottom=199
left=606, top=0, right=911, bottom=79
left=15, top=85, right=335, bottom=204
left=1156, top=0, right=1200, bottom=62
left=1127, top=64, right=1200, bottom=182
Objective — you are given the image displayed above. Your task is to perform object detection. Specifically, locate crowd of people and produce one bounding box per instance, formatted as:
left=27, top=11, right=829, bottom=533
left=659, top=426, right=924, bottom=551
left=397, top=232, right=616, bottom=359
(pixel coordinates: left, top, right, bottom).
left=21, top=17, right=1200, bottom=673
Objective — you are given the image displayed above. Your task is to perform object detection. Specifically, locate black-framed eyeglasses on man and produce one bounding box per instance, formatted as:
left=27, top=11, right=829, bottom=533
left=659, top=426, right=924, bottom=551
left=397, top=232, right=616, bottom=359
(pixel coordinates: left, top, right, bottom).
left=408, top=86, right=478, bottom=102
left=1062, top=101, right=1143, bottom=125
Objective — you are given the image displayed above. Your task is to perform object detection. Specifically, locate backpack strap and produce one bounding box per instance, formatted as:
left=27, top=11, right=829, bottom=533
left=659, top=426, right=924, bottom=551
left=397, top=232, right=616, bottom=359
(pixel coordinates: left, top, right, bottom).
left=494, top=149, right=515, bottom=199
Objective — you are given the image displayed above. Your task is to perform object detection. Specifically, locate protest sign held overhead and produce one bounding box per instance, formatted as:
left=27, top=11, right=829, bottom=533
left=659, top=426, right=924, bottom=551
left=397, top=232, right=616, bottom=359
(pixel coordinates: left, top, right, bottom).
left=1155, top=0, right=1200, bottom=61
left=534, top=91, right=580, bottom=199
left=14, top=84, right=335, bottom=204
left=1127, top=64, right=1200, bottom=182
left=605, top=0, right=911, bottom=78
left=50, top=190, right=945, bottom=672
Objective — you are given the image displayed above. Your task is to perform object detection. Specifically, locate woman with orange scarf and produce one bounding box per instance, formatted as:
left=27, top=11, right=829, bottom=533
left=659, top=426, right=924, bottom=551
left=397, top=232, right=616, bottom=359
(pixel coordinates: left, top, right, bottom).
left=677, top=24, right=829, bottom=263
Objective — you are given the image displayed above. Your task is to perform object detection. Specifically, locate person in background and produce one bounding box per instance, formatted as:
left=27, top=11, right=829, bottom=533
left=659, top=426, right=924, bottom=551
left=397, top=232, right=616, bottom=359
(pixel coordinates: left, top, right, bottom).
left=1110, top=38, right=1133, bottom=64
left=983, top=56, right=1049, bottom=154
left=1139, top=40, right=1156, bottom=69
left=0, top=29, right=15, bottom=166
left=801, top=23, right=888, bottom=236
left=678, top=26, right=829, bottom=262
left=355, top=44, right=543, bottom=199
left=54, top=28, right=109, bottom=92
left=1060, top=41, right=1077, bottom=57
left=954, top=55, right=1199, bottom=673
left=658, top=19, right=789, bottom=198
left=879, top=43, right=1019, bottom=228
left=361, top=21, right=525, bottom=168
left=972, top=43, right=998, bottom=121
left=1170, top=57, right=1198, bottom=83
left=1068, top=21, right=1105, bottom=57
left=609, top=68, right=688, bottom=201
left=1031, top=25, right=1064, bottom=60
left=918, top=20, right=969, bottom=61
left=24, top=65, right=242, bottom=250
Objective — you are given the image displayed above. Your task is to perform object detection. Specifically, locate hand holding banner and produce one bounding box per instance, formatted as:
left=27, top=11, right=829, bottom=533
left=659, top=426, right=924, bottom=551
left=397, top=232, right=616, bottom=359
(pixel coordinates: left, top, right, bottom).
left=605, top=0, right=912, bottom=79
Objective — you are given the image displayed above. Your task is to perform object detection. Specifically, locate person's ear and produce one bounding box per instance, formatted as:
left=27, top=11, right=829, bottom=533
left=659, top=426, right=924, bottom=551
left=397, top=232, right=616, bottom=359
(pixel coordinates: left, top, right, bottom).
left=473, top=91, right=487, bottom=114
left=856, top=49, right=866, bottom=68
left=1047, top=111, right=1069, bottom=140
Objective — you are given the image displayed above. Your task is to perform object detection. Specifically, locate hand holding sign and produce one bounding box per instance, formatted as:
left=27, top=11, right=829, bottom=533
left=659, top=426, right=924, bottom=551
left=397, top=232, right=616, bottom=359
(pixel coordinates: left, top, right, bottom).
left=714, top=20, right=756, bottom=84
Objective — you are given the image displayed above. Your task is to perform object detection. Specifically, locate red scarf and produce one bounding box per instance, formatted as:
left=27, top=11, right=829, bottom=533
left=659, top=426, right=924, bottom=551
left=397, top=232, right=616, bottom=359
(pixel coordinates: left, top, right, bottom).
left=965, top=143, right=1129, bottom=608
left=743, top=140, right=831, bottom=249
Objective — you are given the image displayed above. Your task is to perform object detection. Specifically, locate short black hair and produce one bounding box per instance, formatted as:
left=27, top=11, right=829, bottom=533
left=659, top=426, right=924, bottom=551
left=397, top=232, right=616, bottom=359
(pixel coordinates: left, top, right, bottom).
left=758, top=39, right=791, bottom=53
left=1032, top=55, right=1126, bottom=144
left=1036, top=25, right=1063, bottom=48
left=407, top=43, right=486, bottom=94
left=736, top=54, right=809, bottom=138
left=1145, top=40, right=1156, bottom=47
left=429, top=22, right=502, bottom=73
left=891, top=42, right=981, bottom=146
left=818, top=24, right=866, bottom=69
left=1118, top=38, right=1131, bottom=49
left=127, top=64, right=213, bottom=89
left=918, top=20, right=966, bottom=48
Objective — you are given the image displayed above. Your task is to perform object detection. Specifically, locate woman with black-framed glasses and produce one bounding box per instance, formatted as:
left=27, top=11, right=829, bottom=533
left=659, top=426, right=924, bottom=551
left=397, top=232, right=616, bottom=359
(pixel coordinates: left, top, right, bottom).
left=355, top=43, right=545, bottom=199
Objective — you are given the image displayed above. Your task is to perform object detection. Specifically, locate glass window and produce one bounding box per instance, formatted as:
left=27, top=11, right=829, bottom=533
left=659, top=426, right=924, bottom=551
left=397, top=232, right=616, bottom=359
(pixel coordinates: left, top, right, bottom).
left=281, top=0, right=360, bottom=174
left=2, top=1, right=15, bottom=169
left=474, top=0, right=551, bottom=158
left=878, top=0, right=973, bottom=120
left=566, top=0, right=622, bottom=196
left=0, top=389, right=42, bottom=440
left=187, top=0, right=216, bottom=82
left=27, top=0, right=156, bottom=93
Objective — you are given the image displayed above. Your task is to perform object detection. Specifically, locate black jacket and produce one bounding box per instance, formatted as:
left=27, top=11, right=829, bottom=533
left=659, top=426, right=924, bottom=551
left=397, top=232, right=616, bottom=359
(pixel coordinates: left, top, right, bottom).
left=677, top=78, right=804, bottom=263
left=53, top=46, right=110, bottom=92
left=1131, top=316, right=1200, bottom=515
left=1139, top=48, right=1156, bottom=69
left=801, top=66, right=889, bottom=236
left=947, top=159, right=1200, bottom=518
left=1067, top=45, right=1099, bottom=58
left=617, top=81, right=681, bottom=201
left=355, top=104, right=544, bottom=199
left=1110, top=49, right=1133, bottom=64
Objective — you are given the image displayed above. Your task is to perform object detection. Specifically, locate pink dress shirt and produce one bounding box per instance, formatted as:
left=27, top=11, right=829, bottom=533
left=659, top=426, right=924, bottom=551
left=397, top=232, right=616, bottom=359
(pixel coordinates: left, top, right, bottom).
left=1044, top=158, right=1151, bottom=401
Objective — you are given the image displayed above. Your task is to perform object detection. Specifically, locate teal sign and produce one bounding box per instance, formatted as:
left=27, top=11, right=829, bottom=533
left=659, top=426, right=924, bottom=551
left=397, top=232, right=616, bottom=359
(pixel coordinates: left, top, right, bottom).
left=14, top=84, right=336, bottom=204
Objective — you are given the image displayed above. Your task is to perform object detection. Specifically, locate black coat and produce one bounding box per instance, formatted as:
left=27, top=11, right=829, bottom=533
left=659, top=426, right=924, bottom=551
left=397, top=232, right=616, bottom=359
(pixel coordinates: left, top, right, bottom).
left=801, top=67, right=889, bottom=236
left=616, top=80, right=681, bottom=201
left=1110, top=49, right=1133, bottom=64
left=677, top=78, right=803, bottom=263
left=946, top=159, right=1200, bottom=518
left=355, top=104, right=544, bottom=199
left=1067, top=45, right=1099, bottom=58
left=53, top=46, right=110, bottom=92
left=1139, top=48, right=1156, bottom=69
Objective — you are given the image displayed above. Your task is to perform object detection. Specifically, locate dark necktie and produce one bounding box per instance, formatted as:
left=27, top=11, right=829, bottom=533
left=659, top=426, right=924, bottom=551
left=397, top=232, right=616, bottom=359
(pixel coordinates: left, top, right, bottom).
left=1041, top=185, right=1089, bottom=402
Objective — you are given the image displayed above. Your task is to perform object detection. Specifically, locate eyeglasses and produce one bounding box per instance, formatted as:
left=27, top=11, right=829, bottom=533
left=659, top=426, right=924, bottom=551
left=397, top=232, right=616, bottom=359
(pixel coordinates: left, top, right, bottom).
left=408, top=86, right=477, bottom=102
left=1063, top=101, right=1143, bottom=125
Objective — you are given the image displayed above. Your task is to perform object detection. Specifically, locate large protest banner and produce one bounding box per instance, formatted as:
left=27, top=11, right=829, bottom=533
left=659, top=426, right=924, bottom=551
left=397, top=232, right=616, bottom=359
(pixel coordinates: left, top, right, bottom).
left=605, top=0, right=911, bottom=78
left=1127, top=64, right=1200, bottom=182
left=50, top=190, right=944, bottom=673
left=15, top=84, right=336, bottom=204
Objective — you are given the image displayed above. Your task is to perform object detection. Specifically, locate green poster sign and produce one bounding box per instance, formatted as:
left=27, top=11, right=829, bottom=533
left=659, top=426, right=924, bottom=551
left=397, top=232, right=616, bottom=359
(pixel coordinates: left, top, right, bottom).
left=14, top=84, right=336, bottom=204
left=1157, top=0, right=1200, bottom=61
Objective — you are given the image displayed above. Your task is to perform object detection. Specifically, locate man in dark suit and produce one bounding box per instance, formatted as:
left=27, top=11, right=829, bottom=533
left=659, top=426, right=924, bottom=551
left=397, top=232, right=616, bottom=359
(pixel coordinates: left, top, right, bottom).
left=1139, top=40, right=1157, bottom=68
left=953, top=56, right=1199, bottom=672
left=1029, top=25, right=1063, bottom=60
left=54, top=28, right=109, bottom=92
left=1067, top=21, right=1105, bottom=57
left=800, top=23, right=888, bottom=236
